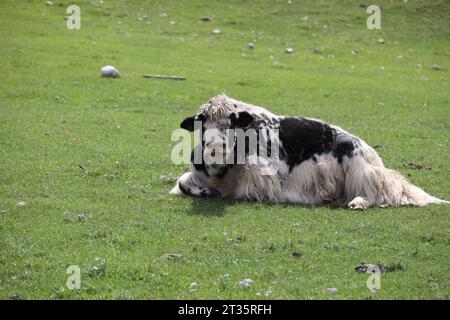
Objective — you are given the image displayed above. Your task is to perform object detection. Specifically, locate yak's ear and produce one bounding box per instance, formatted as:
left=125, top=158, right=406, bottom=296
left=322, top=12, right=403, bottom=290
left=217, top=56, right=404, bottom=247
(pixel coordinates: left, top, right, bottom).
left=180, top=116, right=196, bottom=131
left=231, top=111, right=253, bottom=129
left=180, top=114, right=205, bottom=131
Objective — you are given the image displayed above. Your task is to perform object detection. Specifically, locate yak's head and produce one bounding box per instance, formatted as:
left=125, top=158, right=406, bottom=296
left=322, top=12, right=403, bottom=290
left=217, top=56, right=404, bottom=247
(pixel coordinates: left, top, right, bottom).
left=179, top=96, right=255, bottom=177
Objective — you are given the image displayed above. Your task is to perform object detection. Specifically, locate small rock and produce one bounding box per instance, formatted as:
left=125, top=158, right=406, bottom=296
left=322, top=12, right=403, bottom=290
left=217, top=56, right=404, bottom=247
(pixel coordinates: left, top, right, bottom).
left=245, top=42, right=254, bottom=50
left=77, top=213, right=88, bottom=222
left=199, top=16, right=213, bottom=22
left=100, top=65, right=120, bottom=78
left=378, top=38, right=385, bottom=44
left=212, top=28, right=221, bottom=34
left=301, top=16, right=309, bottom=21
left=16, top=201, right=26, bottom=207
left=285, top=47, right=294, bottom=54
left=326, top=288, right=338, bottom=294
left=89, top=257, right=107, bottom=277
left=383, top=261, right=405, bottom=272
left=46, top=0, right=53, bottom=5
left=355, top=263, right=385, bottom=273
left=10, top=292, right=21, bottom=300
left=312, top=48, right=322, bottom=54
left=238, top=278, right=253, bottom=288
left=162, top=253, right=183, bottom=261
left=415, top=63, right=422, bottom=68
left=432, top=64, right=442, bottom=70
left=403, top=162, right=431, bottom=170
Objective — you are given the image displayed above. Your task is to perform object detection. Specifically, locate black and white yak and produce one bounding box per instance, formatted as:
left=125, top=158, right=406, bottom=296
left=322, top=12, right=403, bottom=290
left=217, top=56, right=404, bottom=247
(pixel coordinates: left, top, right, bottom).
left=171, top=95, right=448, bottom=209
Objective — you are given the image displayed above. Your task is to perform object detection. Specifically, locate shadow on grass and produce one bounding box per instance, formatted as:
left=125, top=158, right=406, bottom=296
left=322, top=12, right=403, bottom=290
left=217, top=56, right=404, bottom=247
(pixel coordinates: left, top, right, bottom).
left=186, top=197, right=236, bottom=216
left=184, top=196, right=349, bottom=216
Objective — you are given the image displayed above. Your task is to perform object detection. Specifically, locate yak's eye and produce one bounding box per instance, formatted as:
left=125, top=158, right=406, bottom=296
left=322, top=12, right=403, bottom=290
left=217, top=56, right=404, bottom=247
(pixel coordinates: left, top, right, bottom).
left=229, top=111, right=253, bottom=129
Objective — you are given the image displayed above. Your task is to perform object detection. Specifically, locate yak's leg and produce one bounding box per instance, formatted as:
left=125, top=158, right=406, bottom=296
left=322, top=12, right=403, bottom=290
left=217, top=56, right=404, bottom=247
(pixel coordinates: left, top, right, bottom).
left=170, top=172, right=222, bottom=197
left=348, top=196, right=371, bottom=210
left=342, top=155, right=383, bottom=210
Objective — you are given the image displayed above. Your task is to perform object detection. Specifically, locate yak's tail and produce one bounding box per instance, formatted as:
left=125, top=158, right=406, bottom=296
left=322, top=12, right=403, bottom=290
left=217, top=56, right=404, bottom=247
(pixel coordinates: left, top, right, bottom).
left=381, top=168, right=448, bottom=207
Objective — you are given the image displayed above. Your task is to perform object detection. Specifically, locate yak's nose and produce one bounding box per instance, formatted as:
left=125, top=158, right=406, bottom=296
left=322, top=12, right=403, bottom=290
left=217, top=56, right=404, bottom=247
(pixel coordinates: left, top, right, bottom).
left=204, top=142, right=229, bottom=165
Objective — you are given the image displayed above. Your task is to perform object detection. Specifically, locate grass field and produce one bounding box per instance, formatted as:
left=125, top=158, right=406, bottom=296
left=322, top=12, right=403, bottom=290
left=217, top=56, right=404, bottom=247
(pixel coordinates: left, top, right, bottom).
left=0, top=0, right=449, bottom=299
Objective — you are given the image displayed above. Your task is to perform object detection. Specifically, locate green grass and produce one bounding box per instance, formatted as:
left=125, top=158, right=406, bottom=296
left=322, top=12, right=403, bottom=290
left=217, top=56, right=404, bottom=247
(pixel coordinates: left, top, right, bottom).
left=0, top=0, right=449, bottom=299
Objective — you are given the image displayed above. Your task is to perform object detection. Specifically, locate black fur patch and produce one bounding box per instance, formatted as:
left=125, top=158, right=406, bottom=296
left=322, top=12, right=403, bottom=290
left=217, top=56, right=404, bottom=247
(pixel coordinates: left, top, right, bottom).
left=215, top=166, right=229, bottom=179
left=191, top=149, right=209, bottom=177
left=279, top=117, right=335, bottom=171
left=332, top=133, right=360, bottom=163
left=279, top=117, right=361, bottom=170
left=178, top=181, right=192, bottom=196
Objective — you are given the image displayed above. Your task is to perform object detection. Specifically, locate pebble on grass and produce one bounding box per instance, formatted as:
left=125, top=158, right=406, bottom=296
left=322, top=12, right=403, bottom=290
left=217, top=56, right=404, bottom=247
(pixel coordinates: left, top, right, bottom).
left=326, top=288, right=338, bottom=294
left=101, top=65, right=120, bottom=78
left=77, top=213, right=89, bottom=222
left=355, top=263, right=385, bottom=273
left=238, top=278, right=253, bottom=288
left=162, top=253, right=184, bottom=261
left=245, top=42, right=254, bottom=50
left=199, top=16, right=213, bottom=22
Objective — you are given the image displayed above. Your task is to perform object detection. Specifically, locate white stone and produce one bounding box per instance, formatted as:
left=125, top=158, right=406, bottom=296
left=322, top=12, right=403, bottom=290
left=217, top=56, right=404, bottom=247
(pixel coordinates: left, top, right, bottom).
left=285, top=47, right=294, bottom=54
left=238, top=278, right=253, bottom=288
left=101, top=65, right=120, bottom=78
